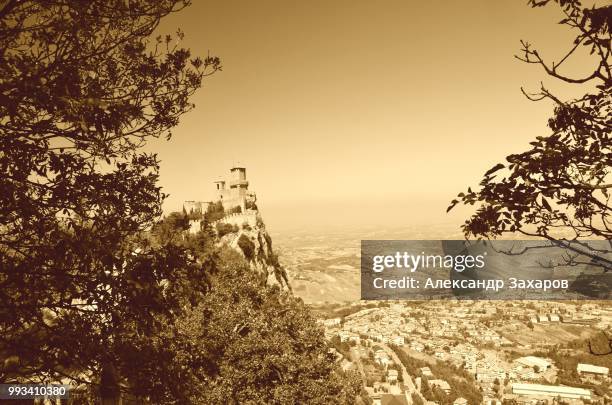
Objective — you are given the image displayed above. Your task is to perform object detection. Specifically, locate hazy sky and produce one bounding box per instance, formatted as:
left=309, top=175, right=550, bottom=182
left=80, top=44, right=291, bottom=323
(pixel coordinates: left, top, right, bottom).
left=147, top=0, right=599, bottom=233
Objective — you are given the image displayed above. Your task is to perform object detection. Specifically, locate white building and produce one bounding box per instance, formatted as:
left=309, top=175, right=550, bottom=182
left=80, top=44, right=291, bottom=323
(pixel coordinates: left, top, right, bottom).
left=322, top=318, right=341, bottom=327
left=420, top=367, right=433, bottom=377
left=577, top=363, right=609, bottom=376
left=391, top=336, right=405, bottom=345
left=374, top=349, right=390, bottom=368
left=515, top=356, right=551, bottom=371
left=410, top=342, right=425, bottom=352
left=512, top=383, right=591, bottom=400
left=429, top=379, right=451, bottom=394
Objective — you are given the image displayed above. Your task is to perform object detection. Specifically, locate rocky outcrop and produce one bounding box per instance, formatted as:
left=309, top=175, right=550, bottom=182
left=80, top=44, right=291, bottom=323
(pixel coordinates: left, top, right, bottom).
left=215, top=210, right=291, bottom=291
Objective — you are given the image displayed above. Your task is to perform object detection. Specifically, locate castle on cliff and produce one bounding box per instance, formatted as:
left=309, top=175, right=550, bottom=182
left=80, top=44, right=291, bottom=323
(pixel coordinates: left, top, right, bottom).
left=182, top=167, right=289, bottom=289
left=183, top=165, right=257, bottom=216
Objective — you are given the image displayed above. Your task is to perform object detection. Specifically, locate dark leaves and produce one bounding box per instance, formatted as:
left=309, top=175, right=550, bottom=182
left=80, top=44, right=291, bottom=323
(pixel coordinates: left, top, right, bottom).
left=0, top=0, right=220, bottom=398
left=484, top=163, right=505, bottom=177
left=450, top=1, right=611, bottom=252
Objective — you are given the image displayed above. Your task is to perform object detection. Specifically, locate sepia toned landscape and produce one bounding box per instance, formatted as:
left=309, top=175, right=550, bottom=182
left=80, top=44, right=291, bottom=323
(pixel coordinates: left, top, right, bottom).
left=1, top=0, right=610, bottom=404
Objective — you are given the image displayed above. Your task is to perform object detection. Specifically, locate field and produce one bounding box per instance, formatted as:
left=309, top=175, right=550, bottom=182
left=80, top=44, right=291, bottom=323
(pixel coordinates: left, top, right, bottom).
left=272, top=231, right=361, bottom=303
left=495, top=322, right=599, bottom=347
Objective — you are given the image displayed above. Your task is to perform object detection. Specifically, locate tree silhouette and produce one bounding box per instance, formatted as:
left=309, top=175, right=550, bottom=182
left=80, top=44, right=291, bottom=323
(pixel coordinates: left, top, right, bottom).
left=0, top=0, right=219, bottom=399
left=448, top=0, right=611, bottom=271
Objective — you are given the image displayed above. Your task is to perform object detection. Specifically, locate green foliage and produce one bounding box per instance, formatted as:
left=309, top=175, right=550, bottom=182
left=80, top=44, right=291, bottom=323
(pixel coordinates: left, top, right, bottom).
left=173, top=249, right=363, bottom=404
left=181, top=225, right=218, bottom=265
left=186, top=209, right=203, bottom=220
left=237, top=234, right=256, bottom=261
left=0, top=1, right=366, bottom=403
left=536, top=335, right=612, bottom=397
left=421, top=378, right=434, bottom=401
left=204, top=200, right=225, bottom=224
left=567, top=331, right=612, bottom=356
left=330, top=335, right=352, bottom=359
left=227, top=205, right=242, bottom=215
left=216, top=222, right=238, bottom=237
left=151, top=211, right=191, bottom=245
left=432, top=386, right=449, bottom=404
left=388, top=363, right=403, bottom=383
left=390, top=345, right=482, bottom=405
left=0, top=0, right=219, bottom=399
left=389, top=344, right=429, bottom=376
left=257, top=215, right=265, bottom=228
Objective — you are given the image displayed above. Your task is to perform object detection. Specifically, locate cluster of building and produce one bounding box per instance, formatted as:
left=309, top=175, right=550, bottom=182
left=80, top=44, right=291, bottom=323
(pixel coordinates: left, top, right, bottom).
left=321, top=301, right=611, bottom=404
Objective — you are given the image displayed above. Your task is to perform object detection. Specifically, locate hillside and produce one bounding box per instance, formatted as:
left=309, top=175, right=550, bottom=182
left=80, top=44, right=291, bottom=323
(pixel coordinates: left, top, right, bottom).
left=212, top=209, right=290, bottom=290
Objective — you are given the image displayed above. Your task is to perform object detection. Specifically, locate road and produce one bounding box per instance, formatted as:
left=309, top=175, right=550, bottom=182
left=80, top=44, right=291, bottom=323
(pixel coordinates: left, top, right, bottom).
left=352, top=341, right=427, bottom=404
left=379, top=342, right=431, bottom=404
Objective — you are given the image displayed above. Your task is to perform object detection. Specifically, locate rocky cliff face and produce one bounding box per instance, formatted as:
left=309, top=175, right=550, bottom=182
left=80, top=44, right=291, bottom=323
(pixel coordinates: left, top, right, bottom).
left=214, top=210, right=291, bottom=291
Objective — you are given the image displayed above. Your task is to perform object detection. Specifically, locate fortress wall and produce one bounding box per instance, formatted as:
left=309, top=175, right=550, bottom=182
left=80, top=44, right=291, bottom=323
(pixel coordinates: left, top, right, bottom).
left=220, top=196, right=245, bottom=211
left=213, top=210, right=259, bottom=228
left=184, top=201, right=209, bottom=215
left=187, top=210, right=259, bottom=235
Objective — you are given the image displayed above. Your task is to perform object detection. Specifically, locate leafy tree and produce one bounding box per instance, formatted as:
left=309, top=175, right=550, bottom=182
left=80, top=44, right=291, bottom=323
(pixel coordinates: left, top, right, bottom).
left=330, top=335, right=352, bottom=358
left=174, top=248, right=363, bottom=404
left=388, top=363, right=403, bottom=383
left=448, top=0, right=611, bottom=270
left=227, top=206, right=242, bottom=215
left=204, top=200, right=225, bottom=224
left=421, top=378, right=434, bottom=401
left=237, top=233, right=256, bottom=261
left=388, top=344, right=428, bottom=376
left=0, top=0, right=219, bottom=399
left=216, top=222, right=239, bottom=237
left=432, top=385, right=450, bottom=405
left=0, top=1, right=363, bottom=403
left=151, top=211, right=191, bottom=245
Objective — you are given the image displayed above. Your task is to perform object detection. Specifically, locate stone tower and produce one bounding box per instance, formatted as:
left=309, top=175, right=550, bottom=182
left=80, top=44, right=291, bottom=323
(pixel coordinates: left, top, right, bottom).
left=206, top=165, right=255, bottom=212
left=229, top=166, right=248, bottom=209
left=214, top=179, right=229, bottom=202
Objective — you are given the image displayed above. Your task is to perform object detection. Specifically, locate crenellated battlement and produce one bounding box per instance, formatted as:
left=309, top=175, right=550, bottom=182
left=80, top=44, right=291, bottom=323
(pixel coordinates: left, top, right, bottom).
left=211, top=209, right=260, bottom=228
